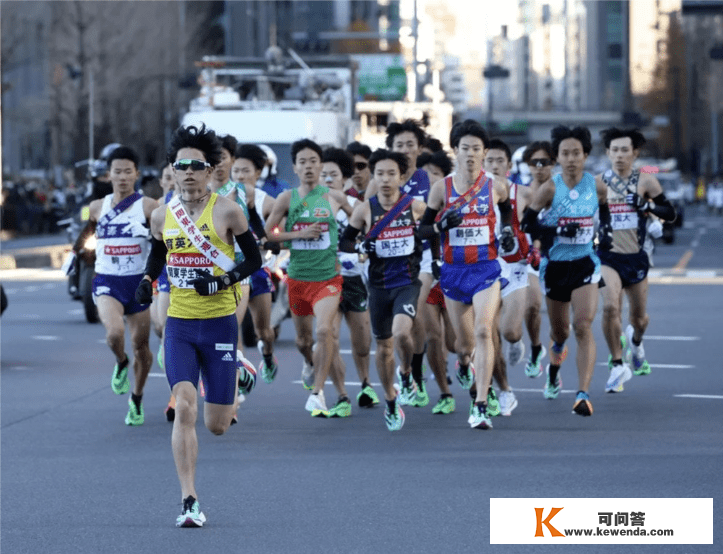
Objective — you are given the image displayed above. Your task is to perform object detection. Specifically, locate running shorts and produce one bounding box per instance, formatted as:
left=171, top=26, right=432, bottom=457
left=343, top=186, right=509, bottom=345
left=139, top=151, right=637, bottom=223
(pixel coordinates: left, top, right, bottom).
left=501, top=260, right=529, bottom=299
left=287, top=275, right=343, bottom=317
left=249, top=268, right=275, bottom=299
left=426, top=282, right=446, bottom=307
left=165, top=314, right=237, bottom=405
left=156, top=266, right=170, bottom=294
left=340, top=275, right=368, bottom=313
left=93, top=273, right=149, bottom=315
left=440, top=260, right=501, bottom=305
left=540, top=256, right=602, bottom=303
left=368, top=281, right=421, bottom=340
left=420, top=248, right=433, bottom=275
left=598, top=249, right=649, bottom=288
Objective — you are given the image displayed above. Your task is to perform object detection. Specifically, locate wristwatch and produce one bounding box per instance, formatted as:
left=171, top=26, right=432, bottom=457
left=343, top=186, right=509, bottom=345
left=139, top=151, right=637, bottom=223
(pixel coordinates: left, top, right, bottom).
left=220, top=274, right=232, bottom=289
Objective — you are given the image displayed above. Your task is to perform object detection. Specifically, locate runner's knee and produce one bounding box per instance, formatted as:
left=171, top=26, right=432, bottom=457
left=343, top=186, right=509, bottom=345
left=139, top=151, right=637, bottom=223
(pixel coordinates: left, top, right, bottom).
left=573, top=318, right=594, bottom=340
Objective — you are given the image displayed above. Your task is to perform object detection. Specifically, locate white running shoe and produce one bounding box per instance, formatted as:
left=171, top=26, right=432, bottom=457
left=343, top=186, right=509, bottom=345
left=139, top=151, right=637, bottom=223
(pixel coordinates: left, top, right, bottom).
left=305, top=390, right=328, bottom=416
left=498, top=390, right=518, bottom=416
left=605, top=362, right=633, bottom=393
left=625, top=324, right=645, bottom=360
left=301, top=361, right=314, bottom=390
left=507, top=340, right=526, bottom=366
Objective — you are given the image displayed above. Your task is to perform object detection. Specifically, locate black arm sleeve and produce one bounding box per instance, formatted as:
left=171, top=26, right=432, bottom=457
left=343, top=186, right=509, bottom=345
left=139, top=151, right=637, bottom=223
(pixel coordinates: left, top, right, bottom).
left=143, top=236, right=168, bottom=281
left=228, top=229, right=263, bottom=285
left=648, top=193, right=676, bottom=222
left=430, top=234, right=441, bottom=261
left=598, top=202, right=611, bottom=227
left=339, top=224, right=361, bottom=253
left=73, top=220, right=96, bottom=252
left=417, top=206, right=440, bottom=240
left=498, top=198, right=513, bottom=227
left=520, top=207, right=556, bottom=245
left=247, top=207, right=267, bottom=240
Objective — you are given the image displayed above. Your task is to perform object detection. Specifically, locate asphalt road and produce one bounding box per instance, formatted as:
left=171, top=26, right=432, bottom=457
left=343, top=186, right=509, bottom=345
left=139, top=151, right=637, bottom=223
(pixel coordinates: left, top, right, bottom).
left=2, top=208, right=722, bottom=553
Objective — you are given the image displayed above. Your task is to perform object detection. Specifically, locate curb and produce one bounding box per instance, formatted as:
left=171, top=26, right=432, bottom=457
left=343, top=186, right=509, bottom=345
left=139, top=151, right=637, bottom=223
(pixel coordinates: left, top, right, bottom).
left=0, top=244, right=72, bottom=270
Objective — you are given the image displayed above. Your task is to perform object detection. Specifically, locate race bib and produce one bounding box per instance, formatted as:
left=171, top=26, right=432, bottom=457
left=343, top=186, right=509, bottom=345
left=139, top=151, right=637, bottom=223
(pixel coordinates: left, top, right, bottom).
left=610, top=203, right=639, bottom=230
left=167, top=253, right=213, bottom=289
left=290, top=222, right=330, bottom=250
left=375, top=225, right=415, bottom=258
left=557, top=216, right=594, bottom=245
left=448, top=217, right=491, bottom=247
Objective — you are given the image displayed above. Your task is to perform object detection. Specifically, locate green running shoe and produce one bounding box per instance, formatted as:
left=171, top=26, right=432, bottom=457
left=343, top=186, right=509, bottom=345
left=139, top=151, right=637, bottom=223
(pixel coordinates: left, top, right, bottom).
left=111, top=357, right=130, bottom=395
left=607, top=334, right=629, bottom=370
left=125, top=398, right=144, bottom=426
left=543, top=365, right=562, bottom=399
left=260, top=357, right=278, bottom=384
left=432, top=395, right=455, bottom=414
left=384, top=399, right=405, bottom=431
left=486, top=388, right=501, bottom=417
left=157, top=344, right=164, bottom=370
left=468, top=403, right=492, bottom=429
left=410, top=380, right=430, bottom=407
left=524, top=345, right=546, bottom=378
left=176, top=496, right=206, bottom=528
left=455, top=360, right=475, bottom=390
left=328, top=397, right=352, bottom=418
left=357, top=385, right=380, bottom=408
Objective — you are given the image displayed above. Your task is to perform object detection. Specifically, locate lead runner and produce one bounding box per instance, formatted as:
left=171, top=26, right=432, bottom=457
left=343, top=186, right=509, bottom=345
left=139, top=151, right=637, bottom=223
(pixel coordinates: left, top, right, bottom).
left=135, top=124, right=262, bottom=527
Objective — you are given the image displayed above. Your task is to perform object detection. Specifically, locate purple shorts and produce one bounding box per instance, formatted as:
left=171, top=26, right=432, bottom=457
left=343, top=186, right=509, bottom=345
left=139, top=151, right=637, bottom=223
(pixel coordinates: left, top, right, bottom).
left=93, top=273, right=149, bottom=315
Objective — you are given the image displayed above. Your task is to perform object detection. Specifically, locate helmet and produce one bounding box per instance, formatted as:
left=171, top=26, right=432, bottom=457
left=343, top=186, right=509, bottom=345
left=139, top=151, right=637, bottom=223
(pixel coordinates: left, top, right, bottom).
left=258, top=144, right=278, bottom=177
left=99, top=142, right=123, bottom=161
left=510, top=146, right=531, bottom=185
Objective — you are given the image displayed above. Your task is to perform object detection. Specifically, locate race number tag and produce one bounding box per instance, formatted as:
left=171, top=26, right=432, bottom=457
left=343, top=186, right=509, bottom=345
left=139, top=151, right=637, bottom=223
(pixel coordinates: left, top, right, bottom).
left=167, top=253, right=213, bottom=289
left=448, top=217, right=491, bottom=247
left=290, top=222, right=330, bottom=250
left=375, top=225, right=415, bottom=258
left=610, top=203, right=639, bottom=230
left=557, top=216, right=594, bottom=245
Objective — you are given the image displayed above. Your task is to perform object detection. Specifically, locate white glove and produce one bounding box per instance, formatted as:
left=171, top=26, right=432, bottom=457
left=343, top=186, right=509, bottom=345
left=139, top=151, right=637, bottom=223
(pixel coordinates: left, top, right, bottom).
left=648, top=219, right=663, bottom=239
left=122, top=221, right=150, bottom=238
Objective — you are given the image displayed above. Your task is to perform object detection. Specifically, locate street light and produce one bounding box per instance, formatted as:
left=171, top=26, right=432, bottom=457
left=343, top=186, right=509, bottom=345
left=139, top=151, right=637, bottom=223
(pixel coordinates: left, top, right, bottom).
left=483, top=64, right=510, bottom=132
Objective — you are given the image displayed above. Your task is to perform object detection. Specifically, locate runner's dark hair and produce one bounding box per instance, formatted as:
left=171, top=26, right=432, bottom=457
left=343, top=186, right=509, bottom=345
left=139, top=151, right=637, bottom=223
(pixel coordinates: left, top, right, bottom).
left=107, top=146, right=139, bottom=169
left=322, top=148, right=355, bottom=179
left=291, top=139, right=323, bottom=163
left=551, top=125, right=592, bottom=155
left=167, top=124, right=223, bottom=167
left=346, top=141, right=372, bottom=160
left=385, top=119, right=427, bottom=149
left=424, top=136, right=444, bottom=153
left=600, top=127, right=646, bottom=150
left=450, top=119, right=489, bottom=149
left=219, top=134, right=239, bottom=158
left=522, top=141, right=556, bottom=163
left=486, top=138, right=512, bottom=161
left=369, top=149, right=409, bottom=176
left=417, top=151, right=452, bottom=177
left=235, top=144, right=268, bottom=171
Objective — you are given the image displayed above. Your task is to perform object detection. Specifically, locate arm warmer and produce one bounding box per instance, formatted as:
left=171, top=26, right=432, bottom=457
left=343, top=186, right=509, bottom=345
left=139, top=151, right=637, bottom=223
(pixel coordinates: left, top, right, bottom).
left=143, top=236, right=168, bottom=281
left=598, top=202, right=611, bottom=227
left=497, top=198, right=513, bottom=227
left=520, top=208, right=556, bottom=244
left=228, top=229, right=263, bottom=285
left=339, top=224, right=361, bottom=253
left=417, top=206, right=440, bottom=240
left=648, top=193, right=676, bottom=222
left=73, top=220, right=96, bottom=252
left=247, top=207, right=267, bottom=240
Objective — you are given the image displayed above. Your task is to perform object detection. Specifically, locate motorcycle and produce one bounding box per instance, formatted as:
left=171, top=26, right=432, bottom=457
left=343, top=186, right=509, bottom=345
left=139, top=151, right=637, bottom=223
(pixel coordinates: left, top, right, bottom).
left=59, top=206, right=99, bottom=324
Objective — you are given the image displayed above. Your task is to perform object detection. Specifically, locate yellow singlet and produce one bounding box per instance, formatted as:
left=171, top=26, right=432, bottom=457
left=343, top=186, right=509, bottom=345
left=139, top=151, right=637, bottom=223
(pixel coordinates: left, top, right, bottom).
left=164, top=193, right=238, bottom=319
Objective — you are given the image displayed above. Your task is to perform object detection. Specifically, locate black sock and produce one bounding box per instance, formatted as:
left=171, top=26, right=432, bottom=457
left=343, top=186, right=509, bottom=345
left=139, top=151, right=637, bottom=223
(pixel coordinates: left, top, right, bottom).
left=612, top=359, right=623, bottom=366
left=386, top=398, right=396, bottom=413
left=263, top=353, right=274, bottom=367
left=475, top=401, right=488, bottom=411
left=632, top=335, right=641, bottom=346
left=548, top=364, right=560, bottom=383
left=531, top=344, right=542, bottom=363
left=411, top=353, right=424, bottom=385
left=117, top=355, right=129, bottom=370
left=361, top=379, right=370, bottom=389
left=338, top=395, right=349, bottom=404
left=131, top=393, right=142, bottom=411
left=441, top=393, right=453, bottom=399
left=469, top=387, right=477, bottom=401
left=401, top=371, right=412, bottom=388
left=182, top=495, right=196, bottom=511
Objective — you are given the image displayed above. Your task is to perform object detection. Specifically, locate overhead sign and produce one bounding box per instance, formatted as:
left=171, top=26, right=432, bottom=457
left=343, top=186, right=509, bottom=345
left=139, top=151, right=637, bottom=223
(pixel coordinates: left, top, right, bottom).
left=353, top=55, right=407, bottom=101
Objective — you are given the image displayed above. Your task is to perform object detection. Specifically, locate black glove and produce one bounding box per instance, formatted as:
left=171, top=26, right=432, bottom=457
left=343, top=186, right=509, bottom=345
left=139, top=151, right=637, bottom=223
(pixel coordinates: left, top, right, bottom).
left=499, top=225, right=515, bottom=253
left=135, top=279, right=153, bottom=305
left=432, top=259, right=442, bottom=281
left=356, top=237, right=376, bottom=255
left=438, top=209, right=462, bottom=232
left=556, top=221, right=580, bottom=238
left=263, top=241, right=281, bottom=255
left=626, top=193, right=649, bottom=211
left=189, top=270, right=224, bottom=296
left=598, top=222, right=613, bottom=251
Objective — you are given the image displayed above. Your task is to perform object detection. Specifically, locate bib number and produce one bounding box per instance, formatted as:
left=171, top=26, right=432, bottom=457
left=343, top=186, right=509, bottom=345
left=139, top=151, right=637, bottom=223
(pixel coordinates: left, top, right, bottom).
left=557, top=217, right=594, bottom=245
left=167, top=253, right=213, bottom=289
left=610, top=203, right=639, bottom=230
left=448, top=225, right=490, bottom=247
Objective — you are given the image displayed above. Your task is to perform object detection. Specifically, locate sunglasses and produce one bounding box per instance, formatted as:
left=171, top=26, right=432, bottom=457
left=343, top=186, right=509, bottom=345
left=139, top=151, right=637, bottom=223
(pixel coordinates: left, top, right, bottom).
left=354, top=162, right=369, bottom=171
left=529, top=158, right=553, bottom=167
left=173, top=159, right=211, bottom=171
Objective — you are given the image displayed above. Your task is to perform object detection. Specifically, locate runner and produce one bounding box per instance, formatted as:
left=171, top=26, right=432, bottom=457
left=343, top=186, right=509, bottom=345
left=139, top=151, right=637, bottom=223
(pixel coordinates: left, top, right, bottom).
left=75, top=146, right=157, bottom=425
left=264, top=139, right=353, bottom=417
left=135, top=124, right=262, bottom=527
left=484, top=138, right=529, bottom=416
left=419, top=120, right=515, bottom=430
left=596, top=128, right=676, bottom=391
left=345, top=141, right=372, bottom=201
left=258, top=144, right=291, bottom=198
left=340, top=149, right=430, bottom=430
left=520, top=125, right=611, bottom=417
left=418, top=150, right=457, bottom=413
left=231, top=144, right=280, bottom=385
left=322, top=147, right=378, bottom=411
left=520, top=141, right=556, bottom=378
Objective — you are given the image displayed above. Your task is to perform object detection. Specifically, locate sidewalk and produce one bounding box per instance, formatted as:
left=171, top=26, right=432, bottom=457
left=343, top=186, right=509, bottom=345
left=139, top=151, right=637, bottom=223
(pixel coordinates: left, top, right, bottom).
left=0, top=231, right=72, bottom=269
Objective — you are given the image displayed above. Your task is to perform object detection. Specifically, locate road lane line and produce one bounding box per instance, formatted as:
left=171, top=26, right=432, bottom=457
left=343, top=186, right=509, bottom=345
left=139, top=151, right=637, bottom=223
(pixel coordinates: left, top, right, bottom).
left=596, top=362, right=693, bottom=369
left=674, top=394, right=723, bottom=400
left=32, top=335, right=60, bottom=341
left=673, top=250, right=693, bottom=270
left=644, top=336, right=700, bottom=341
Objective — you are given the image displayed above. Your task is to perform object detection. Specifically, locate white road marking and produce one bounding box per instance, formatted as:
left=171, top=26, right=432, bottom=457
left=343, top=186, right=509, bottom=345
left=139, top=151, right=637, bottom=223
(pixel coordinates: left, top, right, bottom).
left=149, top=373, right=166, bottom=378
left=67, top=309, right=84, bottom=315
left=339, top=349, right=376, bottom=355
left=596, top=362, right=694, bottom=369
left=508, top=388, right=576, bottom=395
left=0, top=268, right=67, bottom=281
left=292, top=380, right=381, bottom=387
left=9, top=366, right=31, bottom=370
left=4, top=288, right=18, bottom=294
left=97, top=339, right=106, bottom=344
left=23, top=286, right=40, bottom=293
left=674, top=394, right=723, bottom=400
left=32, top=335, right=60, bottom=341
left=19, top=314, right=41, bottom=319
left=644, top=336, right=700, bottom=341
